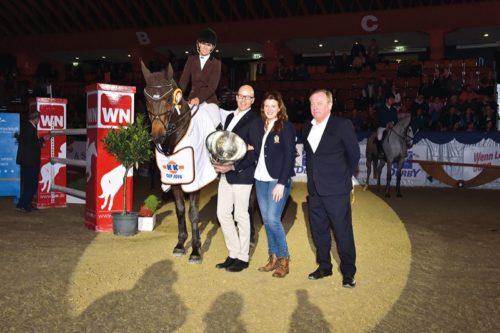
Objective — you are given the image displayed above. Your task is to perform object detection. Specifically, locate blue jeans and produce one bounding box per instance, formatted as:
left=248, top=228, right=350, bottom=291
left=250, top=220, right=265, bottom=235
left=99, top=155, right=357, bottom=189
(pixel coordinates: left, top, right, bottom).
left=255, top=179, right=291, bottom=257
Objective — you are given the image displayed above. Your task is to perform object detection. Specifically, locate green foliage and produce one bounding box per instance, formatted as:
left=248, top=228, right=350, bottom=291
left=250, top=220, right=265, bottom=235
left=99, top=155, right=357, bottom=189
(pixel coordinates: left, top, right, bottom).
left=102, top=114, right=152, bottom=214
left=102, top=114, right=152, bottom=170
left=143, top=194, right=160, bottom=213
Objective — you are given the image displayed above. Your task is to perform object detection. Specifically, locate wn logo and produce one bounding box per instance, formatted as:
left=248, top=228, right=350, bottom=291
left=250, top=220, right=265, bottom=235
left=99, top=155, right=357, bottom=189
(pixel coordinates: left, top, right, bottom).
left=40, top=115, right=64, bottom=129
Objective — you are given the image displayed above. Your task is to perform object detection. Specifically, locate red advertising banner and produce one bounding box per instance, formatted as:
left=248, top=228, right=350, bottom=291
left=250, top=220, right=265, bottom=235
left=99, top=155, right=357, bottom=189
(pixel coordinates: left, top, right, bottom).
left=85, top=84, right=136, bottom=232
left=31, top=98, right=67, bottom=208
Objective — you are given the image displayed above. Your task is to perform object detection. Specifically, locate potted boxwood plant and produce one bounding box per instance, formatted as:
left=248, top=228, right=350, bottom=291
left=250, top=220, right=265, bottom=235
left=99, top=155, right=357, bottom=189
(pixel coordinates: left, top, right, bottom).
left=138, top=194, right=160, bottom=231
left=102, top=114, right=152, bottom=236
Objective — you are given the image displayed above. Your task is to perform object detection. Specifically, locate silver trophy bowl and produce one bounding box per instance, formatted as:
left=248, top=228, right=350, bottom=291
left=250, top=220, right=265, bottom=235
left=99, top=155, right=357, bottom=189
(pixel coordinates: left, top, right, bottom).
left=206, top=130, right=247, bottom=165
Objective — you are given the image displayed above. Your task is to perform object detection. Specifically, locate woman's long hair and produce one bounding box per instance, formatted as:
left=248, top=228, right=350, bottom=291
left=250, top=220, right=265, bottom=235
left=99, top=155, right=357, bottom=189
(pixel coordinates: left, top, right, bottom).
left=260, top=91, right=288, bottom=134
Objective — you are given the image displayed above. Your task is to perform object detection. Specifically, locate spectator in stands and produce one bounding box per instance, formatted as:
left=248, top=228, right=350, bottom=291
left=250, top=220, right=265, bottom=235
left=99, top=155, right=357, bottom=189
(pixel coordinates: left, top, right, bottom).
left=362, top=105, right=378, bottom=132
left=348, top=108, right=364, bottom=132
left=478, top=71, right=495, bottom=96
left=459, top=84, right=480, bottom=104
left=361, top=78, right=376, bottom=103
left=391, top=84, right=402, bottom=110
left=419, top=74, right=434, bottom=99
left=295, top=63, right=310, bottom=80
left=440, top=106, right=462, bottom=131
left=351, top=51, right=365, bottom=73
left=350, top=38, right=366, bottom=60
left=479, top=104, right=497, bottom=131
left=410, top=93, right=429, bottom=117
left=366, top=39, right=379, bottom=71
left=412, top=107, right=430, bottom=132
left=327, top=51, right=336, bottom=73
left=462, top=106, right=479, bottom=131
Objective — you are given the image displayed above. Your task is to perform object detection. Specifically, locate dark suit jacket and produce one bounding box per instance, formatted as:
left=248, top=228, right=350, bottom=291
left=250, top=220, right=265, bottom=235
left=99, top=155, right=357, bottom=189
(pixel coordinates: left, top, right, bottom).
left=303, top=115, right=360, bottom=196
left=179, top=54, right=221, bottom=104
left=223, top=109, right=264, bottom=185
left=378, top=104, right=398, bottom=127
left=260, top=120, right=296, bottom=185
left=16, top=120, right=44, bottom=167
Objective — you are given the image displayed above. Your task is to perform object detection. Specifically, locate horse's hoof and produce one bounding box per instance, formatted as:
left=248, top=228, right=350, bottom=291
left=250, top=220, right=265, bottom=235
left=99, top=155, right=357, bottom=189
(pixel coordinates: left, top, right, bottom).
left=363, top=185, right=368, bottom=191
left=188, top=255, right=202, bottom=264
left=172, top=248, right=185, bottom=257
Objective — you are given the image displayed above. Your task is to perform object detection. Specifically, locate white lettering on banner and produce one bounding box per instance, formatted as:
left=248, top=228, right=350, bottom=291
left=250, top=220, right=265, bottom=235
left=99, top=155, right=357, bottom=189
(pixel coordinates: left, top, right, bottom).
left=40, top=115, right=64, bottom=129
left=361, top=15, right=379, bottom=32
left=87, top=107, right=97, bottom=124
left=136, top=31, right=150, bottom=45
left=101, top=108, right=132, bottom=124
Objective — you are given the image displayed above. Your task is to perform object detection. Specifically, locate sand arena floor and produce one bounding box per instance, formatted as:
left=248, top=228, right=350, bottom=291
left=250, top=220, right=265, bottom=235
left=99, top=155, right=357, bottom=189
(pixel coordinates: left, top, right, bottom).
left=0, top=177, right=499, bottom=332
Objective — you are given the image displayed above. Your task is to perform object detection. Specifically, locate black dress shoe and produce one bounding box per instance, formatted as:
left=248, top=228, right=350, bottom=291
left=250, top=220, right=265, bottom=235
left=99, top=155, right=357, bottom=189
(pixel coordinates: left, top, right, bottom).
left=342, top=276, right=356, bottom=288
left=215, top=257, right=236, bottom=269
left=226, top=259, right=249, bottom=272
left=308, top=267, right=333, bottom=280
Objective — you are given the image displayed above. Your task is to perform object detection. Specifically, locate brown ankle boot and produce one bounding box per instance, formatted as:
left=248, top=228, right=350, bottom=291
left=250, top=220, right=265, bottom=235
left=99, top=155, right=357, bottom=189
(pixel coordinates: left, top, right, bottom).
left=272, top=257, right=289, bottom=278
left=258, top=254, right=278, bottom=272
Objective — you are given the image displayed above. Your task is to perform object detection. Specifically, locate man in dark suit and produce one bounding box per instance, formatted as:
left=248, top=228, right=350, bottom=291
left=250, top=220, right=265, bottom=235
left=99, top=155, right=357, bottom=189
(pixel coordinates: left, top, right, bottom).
left=213, top=84, right=264, bottom=272
left=179, top=28, right=222, bottom=129
left=303, top=89, right=360, bottom=287
left=16, top=110, right=46, bottom=212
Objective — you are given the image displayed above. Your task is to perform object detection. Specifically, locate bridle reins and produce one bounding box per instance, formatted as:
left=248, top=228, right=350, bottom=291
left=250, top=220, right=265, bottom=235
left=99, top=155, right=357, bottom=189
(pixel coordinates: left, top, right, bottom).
left=387, top=123, right=415, bottom=147
left=144, top=82, right=200, bottom=154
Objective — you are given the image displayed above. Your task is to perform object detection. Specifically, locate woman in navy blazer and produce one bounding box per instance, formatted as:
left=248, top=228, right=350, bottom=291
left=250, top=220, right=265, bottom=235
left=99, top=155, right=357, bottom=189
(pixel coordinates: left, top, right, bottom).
left=254, top=91, right=296, bottom=278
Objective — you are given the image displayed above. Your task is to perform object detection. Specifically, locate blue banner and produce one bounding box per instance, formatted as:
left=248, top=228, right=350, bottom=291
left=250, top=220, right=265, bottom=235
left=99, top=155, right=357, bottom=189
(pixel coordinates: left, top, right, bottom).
left=0, top=113, right=20, bottom=198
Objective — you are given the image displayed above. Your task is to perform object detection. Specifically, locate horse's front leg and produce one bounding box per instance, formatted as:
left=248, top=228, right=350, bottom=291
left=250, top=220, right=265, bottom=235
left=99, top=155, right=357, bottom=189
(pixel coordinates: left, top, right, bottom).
left=395, top=159, right=404, bottom=197
left=376, top=160, right=385, bottom=191
left=385, top=161, right=392, bottom=198
left=188, top=191, right=202, bottom=264
left=172, top=186, right=188, bottom=256
left=364, top=156, right=372, bottom=191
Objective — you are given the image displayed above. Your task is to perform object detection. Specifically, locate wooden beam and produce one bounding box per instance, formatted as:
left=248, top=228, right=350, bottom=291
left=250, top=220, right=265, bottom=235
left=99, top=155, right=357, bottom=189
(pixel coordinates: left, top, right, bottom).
left=176, top=0, right=197, bottom=24
left=210, top=0, right=228, bottom=21
left=162, top=0, right=182, bottom=24
left=100, top=0, right=127, bottom=29
left=194, top=0, right=211, bottom=22
left=262, top=0, right=275, bottom=18
left=72, top=1, right=100, bottom=31
left=43, top=0, right=74, bottom=32
left=315, top=0, right=327, bottom=14
left=130, top=0, right=153, bottom=27
left=1, top=0, right=31, bottom=34
left=226, top=0, right=242, bottom=20
left=299, top=0, right=310, bottom=16
left=58, top=0, right=86, bottom=32
left=245, top=0, right=260, bottom=19
left=13, top=1, right=45, bottom=34
left=86, top=1, right=113, bottom=29
left=333, top=0, right=345, bottom=13
left=28, top=0, right=64, bottom=33
left=144, top=1, right=168, bottom=26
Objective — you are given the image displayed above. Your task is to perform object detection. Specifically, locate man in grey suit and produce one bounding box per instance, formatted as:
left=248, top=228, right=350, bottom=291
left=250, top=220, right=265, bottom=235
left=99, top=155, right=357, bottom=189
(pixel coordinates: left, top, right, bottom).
left=303, top=89, right=360, bottom=287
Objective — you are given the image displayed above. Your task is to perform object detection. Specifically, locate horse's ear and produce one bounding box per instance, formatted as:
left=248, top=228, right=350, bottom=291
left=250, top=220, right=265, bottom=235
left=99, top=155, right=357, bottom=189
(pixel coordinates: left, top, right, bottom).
left=141, top=60, right=151, bottom=80
left=167, top=63, right=173, bottom=80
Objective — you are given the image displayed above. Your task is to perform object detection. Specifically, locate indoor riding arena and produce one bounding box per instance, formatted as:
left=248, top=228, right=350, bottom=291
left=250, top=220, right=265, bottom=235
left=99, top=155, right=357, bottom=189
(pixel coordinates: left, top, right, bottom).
left=1, top=177, right=499, bottom=332
left=1, top=1, right=500, bottom=332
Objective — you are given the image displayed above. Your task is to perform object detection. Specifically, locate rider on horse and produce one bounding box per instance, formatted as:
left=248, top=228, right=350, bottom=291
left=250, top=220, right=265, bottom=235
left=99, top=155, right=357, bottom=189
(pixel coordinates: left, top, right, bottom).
left=376, top=93, right=398, bottom=158
left=179, top=28, right=222, bottom=130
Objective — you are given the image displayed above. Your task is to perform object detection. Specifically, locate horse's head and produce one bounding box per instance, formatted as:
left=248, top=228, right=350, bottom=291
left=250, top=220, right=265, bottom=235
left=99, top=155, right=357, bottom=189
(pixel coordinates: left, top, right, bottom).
left=405, top=125, right=415, bottom=148
left=141, top=61, right=188, bottom=151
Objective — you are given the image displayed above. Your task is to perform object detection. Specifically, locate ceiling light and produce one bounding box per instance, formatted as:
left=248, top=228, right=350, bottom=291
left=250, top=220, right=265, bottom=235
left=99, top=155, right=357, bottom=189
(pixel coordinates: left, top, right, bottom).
left=394, top=39, right=399, bottom=43
left=484, top=33, right=489, bottom=37
left=127, top=54, right=131, bottom=58
left=75, top=57, right=79, bottom=60
left=246, top=48, right=251, bottom=51
left=319, top=44, right=323, bottom=48
left=215, top=49, right=219, bottom=53
left=72, top=62, right=79, bottom=67
left=185, top=51, right=189, bottom=54
left=101, top=56, right=106, bottom=59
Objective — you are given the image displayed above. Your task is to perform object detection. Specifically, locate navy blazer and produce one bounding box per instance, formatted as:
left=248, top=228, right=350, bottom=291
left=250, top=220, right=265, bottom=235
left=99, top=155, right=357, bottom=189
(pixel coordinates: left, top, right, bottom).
left=259, top=120, right=296, bottom=185
left=378, top=104, right=398, bottom=127
left=223, top=109, right=264, bottom=185
left=303, top=115, right=360, bottom=196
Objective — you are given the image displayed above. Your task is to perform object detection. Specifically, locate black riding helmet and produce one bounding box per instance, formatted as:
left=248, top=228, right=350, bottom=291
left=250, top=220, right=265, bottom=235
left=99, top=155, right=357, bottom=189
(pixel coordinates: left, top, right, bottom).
left=197, top=28, right=217, bottom=46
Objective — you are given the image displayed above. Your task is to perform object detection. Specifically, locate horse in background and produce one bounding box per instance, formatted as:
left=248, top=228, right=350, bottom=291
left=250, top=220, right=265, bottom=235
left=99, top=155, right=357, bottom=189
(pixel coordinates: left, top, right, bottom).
left=142, top=61, right=207, bottom=263
left=365, top=115, right=414, bottom=197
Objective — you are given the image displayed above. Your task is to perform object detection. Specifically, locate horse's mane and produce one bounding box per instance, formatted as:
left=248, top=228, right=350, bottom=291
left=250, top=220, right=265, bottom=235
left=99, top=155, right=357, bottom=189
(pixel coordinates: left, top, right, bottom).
left=394, top=115, right=411, bottom=131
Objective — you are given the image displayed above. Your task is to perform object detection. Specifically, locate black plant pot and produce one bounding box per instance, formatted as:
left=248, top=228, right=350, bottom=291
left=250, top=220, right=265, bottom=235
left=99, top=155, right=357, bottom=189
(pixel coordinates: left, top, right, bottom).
left=112, top=212, right=138, bottom=236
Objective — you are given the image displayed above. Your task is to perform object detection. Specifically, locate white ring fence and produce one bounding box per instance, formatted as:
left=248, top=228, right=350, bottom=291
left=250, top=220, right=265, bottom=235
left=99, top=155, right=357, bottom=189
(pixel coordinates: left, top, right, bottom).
left=48, top=128, right=87, bottom=201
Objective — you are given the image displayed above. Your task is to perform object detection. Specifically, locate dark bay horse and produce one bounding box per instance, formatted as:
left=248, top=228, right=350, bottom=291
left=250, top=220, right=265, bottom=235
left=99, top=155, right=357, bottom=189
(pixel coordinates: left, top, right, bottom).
left=141, top=61, right=205, bottom=263
left=365, top=115, right=414, bottom=197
